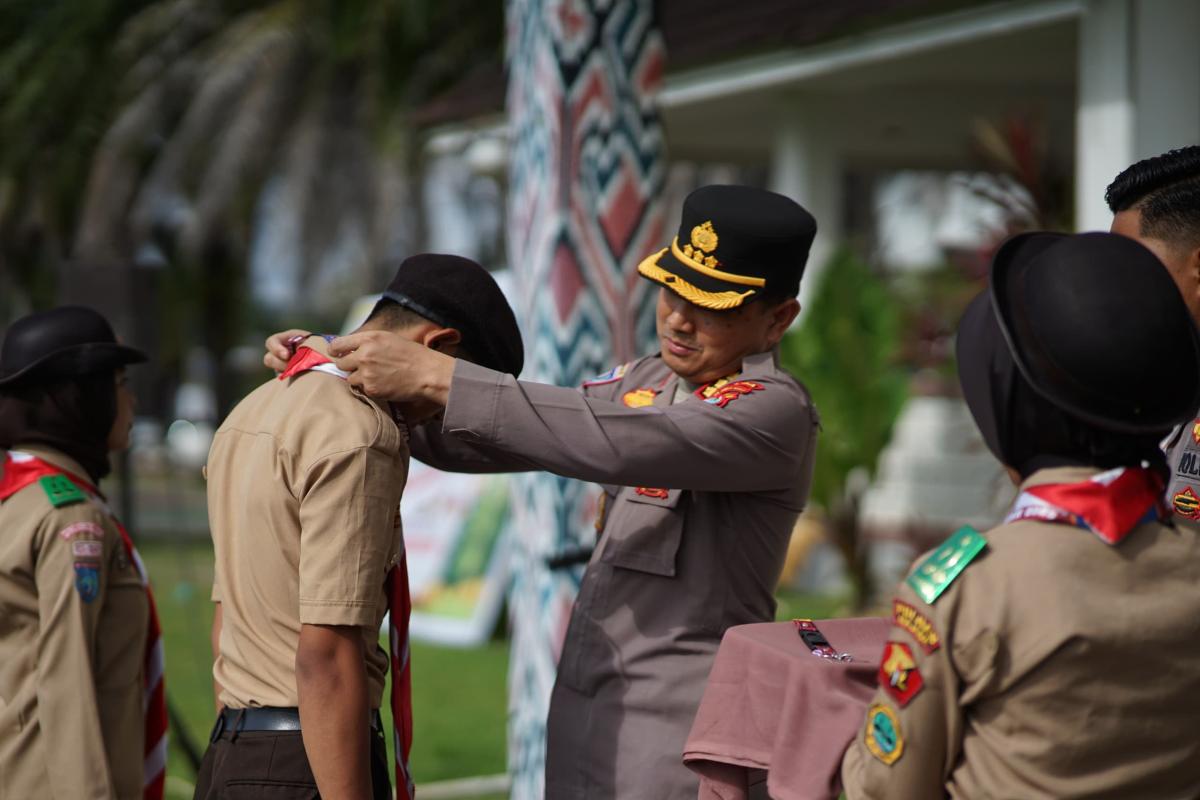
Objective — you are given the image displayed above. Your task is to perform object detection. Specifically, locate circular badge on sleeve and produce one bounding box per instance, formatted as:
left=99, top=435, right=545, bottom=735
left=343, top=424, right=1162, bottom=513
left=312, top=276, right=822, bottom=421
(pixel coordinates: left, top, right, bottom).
left=865, top=703, right=904, bottom=766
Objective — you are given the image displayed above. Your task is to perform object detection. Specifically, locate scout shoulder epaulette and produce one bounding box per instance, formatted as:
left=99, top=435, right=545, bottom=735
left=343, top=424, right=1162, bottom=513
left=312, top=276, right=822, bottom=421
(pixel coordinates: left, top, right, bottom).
left=39, top=474, right=87, bottom=508
left=905, top=525, right=986, bottom=605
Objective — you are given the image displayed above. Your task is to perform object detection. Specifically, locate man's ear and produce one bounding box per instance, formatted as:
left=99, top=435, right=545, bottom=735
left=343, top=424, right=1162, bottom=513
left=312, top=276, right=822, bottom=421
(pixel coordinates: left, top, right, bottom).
left=765, top=298, right=801, bottom=345
left=423, top=326, right=462, bottom=353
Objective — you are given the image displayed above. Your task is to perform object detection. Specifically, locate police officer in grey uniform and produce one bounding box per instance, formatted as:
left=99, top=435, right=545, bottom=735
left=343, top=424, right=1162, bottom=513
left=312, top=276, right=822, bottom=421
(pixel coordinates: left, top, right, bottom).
left=265, top=185, right=821, bottom=798
left=1107, top=145, right=1200, bottom=522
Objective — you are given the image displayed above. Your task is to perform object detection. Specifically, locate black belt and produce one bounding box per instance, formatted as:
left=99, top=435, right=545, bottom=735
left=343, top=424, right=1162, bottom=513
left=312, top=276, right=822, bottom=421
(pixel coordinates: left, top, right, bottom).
left=212, top=707, right=384, bottom=741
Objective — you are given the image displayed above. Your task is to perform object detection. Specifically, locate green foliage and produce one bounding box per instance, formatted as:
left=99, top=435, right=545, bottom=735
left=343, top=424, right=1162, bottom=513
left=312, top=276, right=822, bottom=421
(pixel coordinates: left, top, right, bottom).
left=780, top=247, right=908, bottom=510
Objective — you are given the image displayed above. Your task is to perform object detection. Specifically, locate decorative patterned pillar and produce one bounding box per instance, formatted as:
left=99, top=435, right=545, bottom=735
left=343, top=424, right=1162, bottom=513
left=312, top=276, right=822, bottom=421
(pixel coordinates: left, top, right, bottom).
left=504, top=1, right=665, bottom=796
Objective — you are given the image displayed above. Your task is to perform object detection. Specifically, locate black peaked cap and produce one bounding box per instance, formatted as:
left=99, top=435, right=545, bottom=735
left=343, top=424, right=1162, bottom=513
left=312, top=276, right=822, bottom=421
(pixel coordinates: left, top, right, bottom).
left=382, top=253, right=524, bottom=376
left=0, top=305, right=147, bottom=388
left=970, top=231, right=1200, bottom=434
left=637, top=184, right=816, bottom=311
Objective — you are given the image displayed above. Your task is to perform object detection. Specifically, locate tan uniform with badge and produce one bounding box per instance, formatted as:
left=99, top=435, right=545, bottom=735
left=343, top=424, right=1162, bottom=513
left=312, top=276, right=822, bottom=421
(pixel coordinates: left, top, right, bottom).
left=207, top=336, right=407, bottom=711
left=412, top=348, right=818, bottom=799
left=841, top=466, right=1200, bottom=800
left=0, top=445, right=147, bottom=800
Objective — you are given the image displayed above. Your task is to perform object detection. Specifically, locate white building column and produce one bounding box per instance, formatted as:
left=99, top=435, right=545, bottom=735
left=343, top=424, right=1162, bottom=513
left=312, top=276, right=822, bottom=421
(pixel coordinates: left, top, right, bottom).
left=1075, top=0, right=1133, bottom=231
left=1075, top=0, right=1200, bottom=231
left=769, top=102, right=841, bottom=319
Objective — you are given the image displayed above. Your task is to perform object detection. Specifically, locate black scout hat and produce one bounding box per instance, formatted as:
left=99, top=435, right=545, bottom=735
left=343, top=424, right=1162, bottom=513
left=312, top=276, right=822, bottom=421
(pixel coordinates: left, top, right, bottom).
left=637, top=184, right=817, bottom=311
left=960, top=231, right=1200, bottom=436
left=0, top=305, right=147, bottom=388
left=382, top=253, right=524, bottom=376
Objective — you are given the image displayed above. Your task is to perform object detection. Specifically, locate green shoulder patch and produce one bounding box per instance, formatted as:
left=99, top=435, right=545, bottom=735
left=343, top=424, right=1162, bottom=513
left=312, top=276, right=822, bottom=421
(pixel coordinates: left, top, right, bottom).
left=906, top=526, right=986, bottom=604
left=39, top=475, right=86, bottom=508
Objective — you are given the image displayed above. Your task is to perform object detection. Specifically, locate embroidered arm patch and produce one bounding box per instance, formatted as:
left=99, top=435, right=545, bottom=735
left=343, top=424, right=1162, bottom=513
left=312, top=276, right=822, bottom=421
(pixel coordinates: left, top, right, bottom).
left=582, top=363, right=629, bottom=387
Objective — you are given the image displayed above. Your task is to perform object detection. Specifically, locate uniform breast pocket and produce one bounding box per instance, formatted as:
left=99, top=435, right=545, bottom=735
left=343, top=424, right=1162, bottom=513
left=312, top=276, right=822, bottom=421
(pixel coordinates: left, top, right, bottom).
left=599, top=487, right=686, bottom=576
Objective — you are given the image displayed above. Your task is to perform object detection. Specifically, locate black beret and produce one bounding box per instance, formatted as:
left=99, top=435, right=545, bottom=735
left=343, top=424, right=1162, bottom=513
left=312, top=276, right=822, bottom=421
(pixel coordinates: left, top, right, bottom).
left=382, top=253, right=524, bottom=376
left=0, top=305, right=147, bottom=388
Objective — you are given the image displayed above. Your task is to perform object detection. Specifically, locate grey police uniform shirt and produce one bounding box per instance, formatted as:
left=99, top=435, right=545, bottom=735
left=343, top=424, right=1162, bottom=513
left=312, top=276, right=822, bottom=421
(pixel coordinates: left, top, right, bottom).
left=1166, top=414, right=1200, bottom=524
left=410, top=349, right=818, bottom=800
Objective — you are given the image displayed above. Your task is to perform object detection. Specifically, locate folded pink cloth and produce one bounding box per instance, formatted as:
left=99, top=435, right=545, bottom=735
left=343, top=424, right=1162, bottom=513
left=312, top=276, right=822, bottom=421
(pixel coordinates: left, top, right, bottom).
left=684, top=618, right=890, bottom=800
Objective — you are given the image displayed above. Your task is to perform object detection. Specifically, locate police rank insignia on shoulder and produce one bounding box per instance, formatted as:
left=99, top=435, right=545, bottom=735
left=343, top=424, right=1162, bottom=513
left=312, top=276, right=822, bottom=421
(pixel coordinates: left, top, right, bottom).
left=582, top=363, right=629, bottom=387
left=695, top=375, right=764, bottom=408
left=865, top=703, right=904, bottom=765
left=906, top=526, right=986, bottom=604
left=622, top=388, right=657, bottom=408
left=39, top=475, right=85, bottom=507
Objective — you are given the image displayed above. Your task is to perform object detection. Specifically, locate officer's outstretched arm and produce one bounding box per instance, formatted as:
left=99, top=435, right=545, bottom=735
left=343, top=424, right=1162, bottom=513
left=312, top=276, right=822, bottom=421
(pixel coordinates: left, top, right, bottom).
left=441, top=360, right=815, bottom=492
left=33, top=508, right=119, bottom=799
left=841, top=581, right=964, bottom=799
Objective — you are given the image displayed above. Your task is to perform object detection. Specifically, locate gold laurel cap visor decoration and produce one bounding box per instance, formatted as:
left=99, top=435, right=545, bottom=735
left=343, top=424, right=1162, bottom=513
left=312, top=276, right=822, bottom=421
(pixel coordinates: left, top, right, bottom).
left=637, top=248, right=758, bottom=311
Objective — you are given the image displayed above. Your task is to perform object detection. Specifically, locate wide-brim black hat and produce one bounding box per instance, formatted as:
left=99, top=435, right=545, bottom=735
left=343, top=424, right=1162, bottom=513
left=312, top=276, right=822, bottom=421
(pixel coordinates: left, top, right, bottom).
left=965, top=231, right=1200, bottom=435
left=0, top=305, right=147, bottom=388
left=382, top=253, right=524, bottom=376
left=637, top=184, right=816, bottom=311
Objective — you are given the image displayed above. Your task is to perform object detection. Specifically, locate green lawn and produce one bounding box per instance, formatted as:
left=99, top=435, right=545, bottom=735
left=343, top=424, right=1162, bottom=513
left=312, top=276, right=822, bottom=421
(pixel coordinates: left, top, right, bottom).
left=142, top=539, right=848, bottom=799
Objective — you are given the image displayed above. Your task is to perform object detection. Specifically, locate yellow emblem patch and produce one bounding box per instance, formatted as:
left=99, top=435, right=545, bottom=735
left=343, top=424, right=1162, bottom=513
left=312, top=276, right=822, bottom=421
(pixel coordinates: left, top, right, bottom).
left=690, top=220, right=718, bottom=253
left=1174, top=486, right=1200, bottom=520
left=892, top=600, right=940, bottom=653
left=1192, top=418, right=1200, bottom=445
left=622, top=388, right=657, bottom=408
left=865, top=703, right=904, bottom=765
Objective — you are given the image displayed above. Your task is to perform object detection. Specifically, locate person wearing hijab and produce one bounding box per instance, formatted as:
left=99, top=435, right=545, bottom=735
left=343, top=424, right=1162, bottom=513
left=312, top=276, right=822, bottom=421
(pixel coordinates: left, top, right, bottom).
left=841, top=232, right=1200, bottom=799
left=0, top=306, right=167, bottom=800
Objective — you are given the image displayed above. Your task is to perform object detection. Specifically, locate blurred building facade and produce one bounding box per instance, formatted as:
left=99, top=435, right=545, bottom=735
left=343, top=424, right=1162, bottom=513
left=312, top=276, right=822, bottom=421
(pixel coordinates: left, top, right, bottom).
left=413, top=0, right=1199, bottom=791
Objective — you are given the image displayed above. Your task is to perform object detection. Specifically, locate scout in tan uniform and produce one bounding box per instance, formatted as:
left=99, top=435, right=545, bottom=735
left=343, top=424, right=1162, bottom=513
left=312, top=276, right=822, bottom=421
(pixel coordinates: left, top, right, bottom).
left=0, top=306, right=167, bottom=800
left=1106, top=145, right=1200, bottom=523
left=841, top=233, right=1200, bottom=799
left=195, top=254, right=523, bottom=800
left=266, top=185, right=821, bottom=798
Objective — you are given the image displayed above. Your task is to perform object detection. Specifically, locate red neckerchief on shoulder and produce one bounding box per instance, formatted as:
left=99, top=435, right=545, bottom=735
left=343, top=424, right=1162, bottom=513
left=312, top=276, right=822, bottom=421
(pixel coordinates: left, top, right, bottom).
left=277, top=344, right=414, bottom=800
left=0, top=451, right=167, bottom=799
left=1004, top=466, right=1169, bottom=545
left=278, top=335, right=349, bottom=381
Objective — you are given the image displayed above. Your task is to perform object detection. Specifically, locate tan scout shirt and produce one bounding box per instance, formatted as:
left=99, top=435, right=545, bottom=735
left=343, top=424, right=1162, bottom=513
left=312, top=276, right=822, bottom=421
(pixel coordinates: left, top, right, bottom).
left=207, top=336, right=407, bottom=710
left=0, top=445, right=147, bottom=800
left=842, top=466, right=1200, bottom=800
left=411, top=350, right=818, bottom=800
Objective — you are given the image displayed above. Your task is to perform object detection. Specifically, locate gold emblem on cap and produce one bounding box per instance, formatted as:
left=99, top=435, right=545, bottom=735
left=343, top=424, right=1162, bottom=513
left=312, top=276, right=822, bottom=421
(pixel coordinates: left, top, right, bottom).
left=690, top=220, right=718, bottom=253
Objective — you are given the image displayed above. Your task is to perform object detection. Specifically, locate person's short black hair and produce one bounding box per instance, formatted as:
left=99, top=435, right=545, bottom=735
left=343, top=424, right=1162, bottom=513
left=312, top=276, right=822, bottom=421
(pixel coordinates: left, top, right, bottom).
left=364, top=297, right=484, bottom=364
left=365, top=298, right=427, bottom=330
left=1105, top=145, right=1200, bottom=249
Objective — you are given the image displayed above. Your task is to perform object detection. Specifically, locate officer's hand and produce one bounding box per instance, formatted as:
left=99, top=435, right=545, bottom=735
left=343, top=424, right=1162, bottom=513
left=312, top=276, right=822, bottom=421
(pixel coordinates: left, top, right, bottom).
left=263, top=329, right=311, bottom=372
left=330, top=330, right=454, bottom=404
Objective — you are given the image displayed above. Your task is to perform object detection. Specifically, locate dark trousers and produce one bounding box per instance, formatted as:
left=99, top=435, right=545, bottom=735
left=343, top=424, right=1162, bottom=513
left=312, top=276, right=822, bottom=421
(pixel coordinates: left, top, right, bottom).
left=193, top=716, right=391, bottom=800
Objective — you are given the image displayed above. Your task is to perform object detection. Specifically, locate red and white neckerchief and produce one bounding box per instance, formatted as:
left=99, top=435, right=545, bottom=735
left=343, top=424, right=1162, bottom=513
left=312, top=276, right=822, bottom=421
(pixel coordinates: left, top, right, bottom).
left=0, top=451, right=167, bottom=799
left=1004, top=465, right=1170, bottom=545
left=281, top=343, right=415, bottom=800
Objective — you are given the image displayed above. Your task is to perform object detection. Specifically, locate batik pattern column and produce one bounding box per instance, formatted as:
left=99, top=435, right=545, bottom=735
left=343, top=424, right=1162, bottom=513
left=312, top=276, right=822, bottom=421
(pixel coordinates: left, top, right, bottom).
left=504, top=0, right=665, bottom=796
